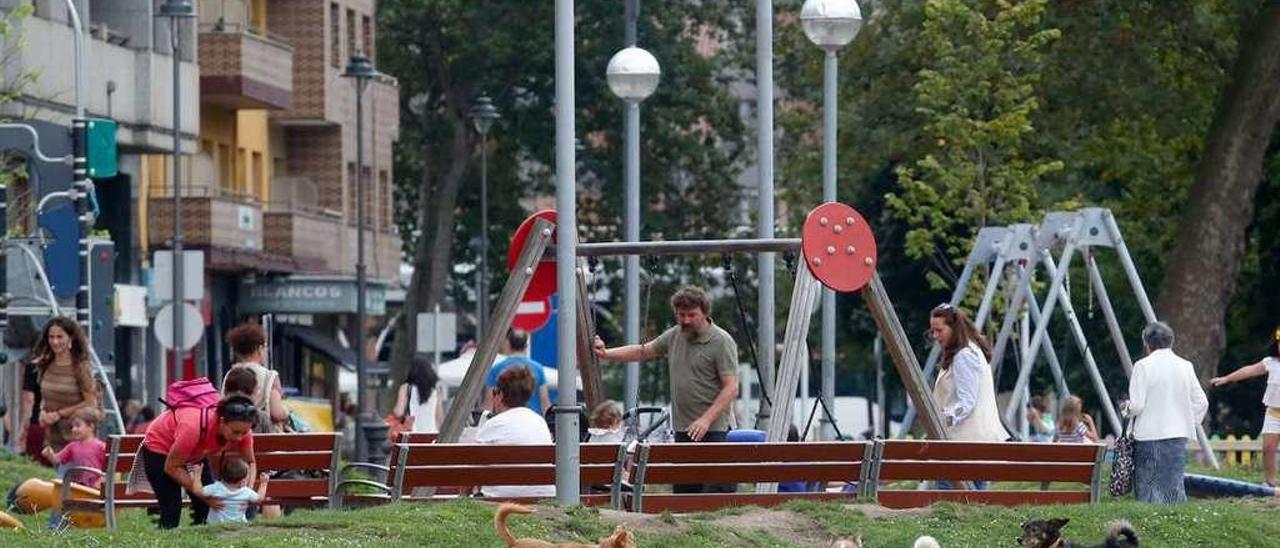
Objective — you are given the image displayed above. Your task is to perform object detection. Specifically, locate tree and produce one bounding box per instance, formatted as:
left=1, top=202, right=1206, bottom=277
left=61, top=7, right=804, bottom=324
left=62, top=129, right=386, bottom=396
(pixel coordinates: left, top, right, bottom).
left=1157, top=2, right=1280, bottom=382
left=884, top=0, right=1062, bottom=290
left=379, top=0, right=753, bottom=381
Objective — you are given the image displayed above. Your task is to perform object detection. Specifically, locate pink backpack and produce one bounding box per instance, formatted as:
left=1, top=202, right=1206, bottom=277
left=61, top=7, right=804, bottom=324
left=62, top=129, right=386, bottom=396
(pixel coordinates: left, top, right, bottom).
left=160, top=377, right=221, bottom=411
left=159, top=377, right=222, bottom=439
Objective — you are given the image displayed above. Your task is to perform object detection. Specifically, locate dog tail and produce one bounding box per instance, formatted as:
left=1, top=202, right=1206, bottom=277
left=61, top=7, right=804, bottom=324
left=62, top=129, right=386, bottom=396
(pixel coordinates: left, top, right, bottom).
left=1105, top=519, right=1138, bottom=547
left=494, top=503, right=534, bottom=547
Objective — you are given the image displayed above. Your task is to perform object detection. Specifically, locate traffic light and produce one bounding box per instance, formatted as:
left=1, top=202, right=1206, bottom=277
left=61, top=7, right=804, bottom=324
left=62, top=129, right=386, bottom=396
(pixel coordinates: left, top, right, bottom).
left=87, top=239, right=115, bottom=366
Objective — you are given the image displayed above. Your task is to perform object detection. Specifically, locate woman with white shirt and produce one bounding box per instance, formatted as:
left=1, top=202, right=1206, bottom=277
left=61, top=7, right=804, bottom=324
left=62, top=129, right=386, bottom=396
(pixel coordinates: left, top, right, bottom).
left=1209, top=328, right=1280, bottom=488
left=930, top=304, right=1009, bottom=444
left=1127, top=321, right=1208, bottom=503
left=474, top=365, right=554, bottom=498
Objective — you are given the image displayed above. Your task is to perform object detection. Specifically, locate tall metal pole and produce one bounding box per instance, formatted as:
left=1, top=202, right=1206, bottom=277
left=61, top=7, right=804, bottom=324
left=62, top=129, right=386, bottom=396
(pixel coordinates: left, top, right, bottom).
left=819, top=49, right=837, bottom=440
left=622, top=0, right=642, bottom=417
left=354, top=77, right=369, bottom=463
left=554, top=0, right=581, bottom=504
left=755, top=0, right=777, bottom=428
left=171, top=18, right=185, bottom=379
left=479, top=132, right=489, bottom=337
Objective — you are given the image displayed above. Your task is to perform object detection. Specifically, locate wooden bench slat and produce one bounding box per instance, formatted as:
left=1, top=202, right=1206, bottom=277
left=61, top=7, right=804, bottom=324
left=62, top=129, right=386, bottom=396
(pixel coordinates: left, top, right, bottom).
left=645, top=442, right=870, bottom=463
left=401, top=464, right=616, bottom=486
left=396, top=443, right=620, bottom=465
left=213, top=451, right=336, bottom=471
left=877, top=489, right=1091, bottom=508
left=642, top=463, right=862, bottom=484
left=634, top=492, right=857, bottom=513
left=263, top=479, right=332, bottom=499
left=879, top=441, right=1101, bottom=462
left=877, top=461, right=1095, bottom=483
left=251, top=433, right=342, bottom=452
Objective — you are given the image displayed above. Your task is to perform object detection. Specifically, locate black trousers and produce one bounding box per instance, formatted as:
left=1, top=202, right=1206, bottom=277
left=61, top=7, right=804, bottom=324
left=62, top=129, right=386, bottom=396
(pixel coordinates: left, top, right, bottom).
left=673, top=431, right=737, bottom=494
left=142, top=449, right=213, bottom=529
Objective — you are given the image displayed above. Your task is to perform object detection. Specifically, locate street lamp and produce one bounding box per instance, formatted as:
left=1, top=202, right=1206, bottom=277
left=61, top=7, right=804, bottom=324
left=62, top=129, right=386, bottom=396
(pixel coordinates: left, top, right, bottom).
left=800, top=0, right=861, bottom=441
left=158, top=0, right=196, bottom=379
left=343, top=51, right=377, bottom=462
left=606, top=46, right=660, bottom=413
left=468, top=95, right=500, bottom=340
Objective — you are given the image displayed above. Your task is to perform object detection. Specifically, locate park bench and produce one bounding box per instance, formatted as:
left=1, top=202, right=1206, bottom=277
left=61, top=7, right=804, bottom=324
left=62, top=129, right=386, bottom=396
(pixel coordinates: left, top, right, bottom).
left=332, top=431, right=438, bottom=508
left=63, top=432, right=342, bottom=528
left=620, top=441, right=873, bottom=513
left=371, top=442, right=623, bottom=506
left=865, top=439, right=1107, bottom=508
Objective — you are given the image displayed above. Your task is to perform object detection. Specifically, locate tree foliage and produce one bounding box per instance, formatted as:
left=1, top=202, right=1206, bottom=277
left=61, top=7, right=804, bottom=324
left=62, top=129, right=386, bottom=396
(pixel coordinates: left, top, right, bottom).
left=378, top=0, right=753, bottom=380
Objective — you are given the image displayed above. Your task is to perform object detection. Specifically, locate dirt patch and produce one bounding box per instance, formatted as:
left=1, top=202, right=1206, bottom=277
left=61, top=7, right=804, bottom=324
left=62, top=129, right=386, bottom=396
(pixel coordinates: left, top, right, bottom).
left=594, top=508, right=685, bottom=535
left=842, top=503, right=934, bottom=520
left=706, top=508, right=835, bottom=547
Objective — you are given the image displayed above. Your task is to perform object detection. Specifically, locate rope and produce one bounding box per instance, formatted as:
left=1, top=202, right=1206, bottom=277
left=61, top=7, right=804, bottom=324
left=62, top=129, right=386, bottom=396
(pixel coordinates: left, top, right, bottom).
left=722, top=254, right=772, bottom=408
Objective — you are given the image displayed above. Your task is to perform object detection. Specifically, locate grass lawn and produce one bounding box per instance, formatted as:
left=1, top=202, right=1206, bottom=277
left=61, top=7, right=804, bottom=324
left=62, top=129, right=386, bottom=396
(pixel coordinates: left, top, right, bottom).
left=1, top=452, right=1275, bottom=547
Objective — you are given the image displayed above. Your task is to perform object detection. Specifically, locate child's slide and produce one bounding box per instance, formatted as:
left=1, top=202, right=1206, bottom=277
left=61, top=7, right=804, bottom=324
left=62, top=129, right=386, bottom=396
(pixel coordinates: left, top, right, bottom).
left=1184, top=473, right=1278, bottom=498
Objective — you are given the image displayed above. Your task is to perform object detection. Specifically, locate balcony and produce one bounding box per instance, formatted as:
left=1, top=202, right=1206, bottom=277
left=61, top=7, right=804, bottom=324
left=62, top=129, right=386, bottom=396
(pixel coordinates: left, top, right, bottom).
left=199, top=23, right=294, bottom=110
left=147, top=186, right=264, bottom=254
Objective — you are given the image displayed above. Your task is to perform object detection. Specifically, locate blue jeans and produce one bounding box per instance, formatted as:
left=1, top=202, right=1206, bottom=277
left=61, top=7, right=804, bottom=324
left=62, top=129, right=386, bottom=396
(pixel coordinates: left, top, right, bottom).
left=935, top=480, right=989, bottom=490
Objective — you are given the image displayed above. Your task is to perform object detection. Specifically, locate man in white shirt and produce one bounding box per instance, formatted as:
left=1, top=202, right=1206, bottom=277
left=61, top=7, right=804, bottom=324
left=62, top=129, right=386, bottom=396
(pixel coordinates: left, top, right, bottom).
left=1127, top=321, right=1208, bottom=503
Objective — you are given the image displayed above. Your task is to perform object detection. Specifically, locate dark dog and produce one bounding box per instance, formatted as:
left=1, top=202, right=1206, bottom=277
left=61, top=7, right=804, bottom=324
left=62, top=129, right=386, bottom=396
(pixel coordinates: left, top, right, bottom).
left=1018, top=518, right=1138, bottom=548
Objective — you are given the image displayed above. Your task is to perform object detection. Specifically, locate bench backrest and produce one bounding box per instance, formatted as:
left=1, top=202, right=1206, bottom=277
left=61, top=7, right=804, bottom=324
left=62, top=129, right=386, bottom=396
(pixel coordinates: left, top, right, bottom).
left=869, top=440, right=1107, bottom=508
left=391, top=443, right=621, bottom=500
left=627, top=441, right=872, bottom=513
left=213, top=432, right=343, bottom=503
left=107, top=432, right=341, bottom=504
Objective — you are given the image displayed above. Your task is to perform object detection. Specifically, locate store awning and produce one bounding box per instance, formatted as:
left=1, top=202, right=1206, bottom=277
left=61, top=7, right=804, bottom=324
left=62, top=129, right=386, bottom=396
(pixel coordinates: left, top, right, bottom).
left=277, top=324, right=356, bottom=370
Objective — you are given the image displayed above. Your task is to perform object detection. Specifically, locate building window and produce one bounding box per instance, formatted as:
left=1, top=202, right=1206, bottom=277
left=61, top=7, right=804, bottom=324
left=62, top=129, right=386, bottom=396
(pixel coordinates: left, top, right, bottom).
left=346, top=9, right=356, bottom=56
left=329, top=3, right=340, bottom=68
left=362, top=15, right=372, bottom=59
left=379, top=170, right=389, bottom=230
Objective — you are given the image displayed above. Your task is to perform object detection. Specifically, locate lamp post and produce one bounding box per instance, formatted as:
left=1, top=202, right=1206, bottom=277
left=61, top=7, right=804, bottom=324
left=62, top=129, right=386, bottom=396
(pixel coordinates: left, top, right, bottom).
left=468, top=96, right=500, bottom=339
left=343, top=51, right=377, bottom=463
left=158, top=0, right=196, bottom=379
left=800, top=0, right=862, bottom=440
left=606, top=46, right=660, bottom=412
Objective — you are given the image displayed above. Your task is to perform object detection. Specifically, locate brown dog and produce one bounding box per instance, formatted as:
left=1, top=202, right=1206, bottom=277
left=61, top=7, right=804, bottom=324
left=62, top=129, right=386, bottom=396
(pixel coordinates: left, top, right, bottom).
left=1017, top=518, right=1139, bottom=548
left=494, top=503, right=636, bottom=548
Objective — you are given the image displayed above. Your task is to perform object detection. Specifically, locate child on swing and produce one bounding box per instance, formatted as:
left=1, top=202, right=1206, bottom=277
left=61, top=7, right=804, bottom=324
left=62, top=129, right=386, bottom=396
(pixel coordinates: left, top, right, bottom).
left=1210, top=328, right=1280, bottom=488
left=1053, top=395, right=1098, bottom=443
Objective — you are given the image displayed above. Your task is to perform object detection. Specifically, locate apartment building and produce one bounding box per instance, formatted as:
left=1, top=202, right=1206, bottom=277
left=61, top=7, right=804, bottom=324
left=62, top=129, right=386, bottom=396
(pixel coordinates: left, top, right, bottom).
left=142, top=0, right=400, bottom=403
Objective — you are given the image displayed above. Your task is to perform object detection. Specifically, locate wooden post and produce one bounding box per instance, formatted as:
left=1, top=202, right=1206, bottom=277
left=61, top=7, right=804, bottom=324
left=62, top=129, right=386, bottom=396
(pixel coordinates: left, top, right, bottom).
left=437, top=218, right=555, bottom=444
left=861, top=272, right=948, bottom=440
left=575, top=262, right=606, bottom=410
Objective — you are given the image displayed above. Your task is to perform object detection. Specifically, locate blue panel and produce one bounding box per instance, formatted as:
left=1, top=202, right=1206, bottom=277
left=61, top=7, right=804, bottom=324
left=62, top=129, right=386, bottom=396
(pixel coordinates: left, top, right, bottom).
left=530, top=293, right=559, bottom=368
left=38, top=204, right=80, bottom=299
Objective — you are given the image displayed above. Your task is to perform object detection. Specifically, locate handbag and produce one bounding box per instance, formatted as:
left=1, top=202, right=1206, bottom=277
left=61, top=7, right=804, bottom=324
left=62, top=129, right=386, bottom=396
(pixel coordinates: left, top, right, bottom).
left=383, top=385, right=416, bottom=444
left=1109, top=415, right=1137, bottom=497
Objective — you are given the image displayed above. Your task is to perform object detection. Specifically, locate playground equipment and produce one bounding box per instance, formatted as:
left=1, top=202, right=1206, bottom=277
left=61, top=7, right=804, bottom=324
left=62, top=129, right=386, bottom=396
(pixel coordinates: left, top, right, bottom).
left=434, top=201, right=965, bottom=497
left=1184, top=474, right=1278, bottom=498
left=8, top=477, right=105, bottom=529
left=896, top=208, right=1219, bottom=469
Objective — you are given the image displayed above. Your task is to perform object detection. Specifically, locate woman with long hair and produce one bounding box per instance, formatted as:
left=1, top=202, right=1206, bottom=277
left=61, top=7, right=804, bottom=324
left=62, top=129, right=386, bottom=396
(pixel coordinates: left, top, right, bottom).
left=221, top=321, right=287, bottom=433
left=32, top=316, right=99, bottom=452
left=390, top=354, right=444, bottom=434
left=929, top=303, right=1008, bottom=443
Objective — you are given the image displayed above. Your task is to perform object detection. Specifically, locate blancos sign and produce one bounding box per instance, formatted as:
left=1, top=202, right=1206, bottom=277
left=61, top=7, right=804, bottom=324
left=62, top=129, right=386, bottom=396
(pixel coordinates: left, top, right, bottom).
left=240, top=278, right=386, bottom=314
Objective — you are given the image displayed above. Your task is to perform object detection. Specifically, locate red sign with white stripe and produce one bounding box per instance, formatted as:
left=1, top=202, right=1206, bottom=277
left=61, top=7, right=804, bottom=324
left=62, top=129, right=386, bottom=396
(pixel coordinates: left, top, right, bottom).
left=512, top=296, right=553, bottom=332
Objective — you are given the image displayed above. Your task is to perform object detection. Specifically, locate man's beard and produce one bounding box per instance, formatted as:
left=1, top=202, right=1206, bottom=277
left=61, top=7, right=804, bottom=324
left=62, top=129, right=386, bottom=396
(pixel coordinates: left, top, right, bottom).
left=681, top=324, right=697, bottom=338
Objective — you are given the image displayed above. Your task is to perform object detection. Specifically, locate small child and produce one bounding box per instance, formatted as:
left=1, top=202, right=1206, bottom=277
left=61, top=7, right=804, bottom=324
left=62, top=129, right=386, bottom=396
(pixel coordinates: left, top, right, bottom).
left=1053, top=395, right=1098, bottom=443
left=199, top=458, right=269, bottom=524
left=41, top=407, right=107, bottom=489
left=587, top=400, right=624, bottom=443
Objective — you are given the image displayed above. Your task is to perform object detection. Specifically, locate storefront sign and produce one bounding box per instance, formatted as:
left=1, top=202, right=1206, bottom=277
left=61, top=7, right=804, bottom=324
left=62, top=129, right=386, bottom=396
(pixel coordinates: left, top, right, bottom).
left=240, top=277, right=386, bottom=315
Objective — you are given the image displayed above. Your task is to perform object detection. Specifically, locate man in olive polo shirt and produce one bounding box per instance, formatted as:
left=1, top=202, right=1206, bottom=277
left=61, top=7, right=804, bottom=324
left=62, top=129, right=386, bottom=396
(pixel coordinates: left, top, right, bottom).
left=594, top=285, right=740, bottom=493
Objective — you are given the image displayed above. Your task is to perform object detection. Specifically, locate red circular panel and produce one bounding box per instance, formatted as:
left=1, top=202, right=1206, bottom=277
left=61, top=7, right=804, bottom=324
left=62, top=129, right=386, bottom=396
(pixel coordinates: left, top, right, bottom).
left=508, top=210, right=558, bottom=300
left=512, top=296, right=553, bottom=332
left=801, top=202, right=878, bottom=292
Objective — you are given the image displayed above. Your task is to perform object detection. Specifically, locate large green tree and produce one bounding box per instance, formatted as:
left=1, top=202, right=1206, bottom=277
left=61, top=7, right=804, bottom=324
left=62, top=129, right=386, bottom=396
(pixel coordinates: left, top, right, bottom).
left=1157, top=2, right=1280, bottom=383
left=378, top=0, right=752, bottom=381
